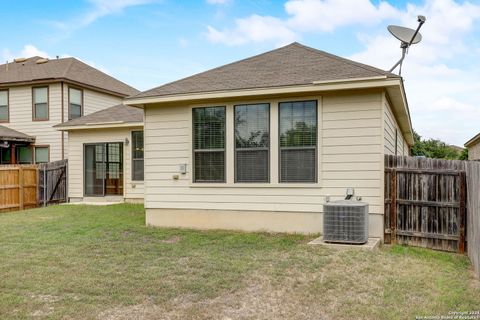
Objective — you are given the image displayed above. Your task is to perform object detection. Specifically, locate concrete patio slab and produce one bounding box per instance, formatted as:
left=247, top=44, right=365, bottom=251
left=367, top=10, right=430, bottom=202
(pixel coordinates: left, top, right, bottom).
left=308, top=236, right=381, bottom=250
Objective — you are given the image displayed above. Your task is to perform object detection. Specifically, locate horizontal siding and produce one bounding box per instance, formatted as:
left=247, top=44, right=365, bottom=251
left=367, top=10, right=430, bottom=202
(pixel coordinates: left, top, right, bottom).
left=67, top=127, right=144, bottom=200
left=384, top=98, right=409, bottom=156
left=4, top=84, right=63, bottom=161
left=144, top=91, right=385, bottom=228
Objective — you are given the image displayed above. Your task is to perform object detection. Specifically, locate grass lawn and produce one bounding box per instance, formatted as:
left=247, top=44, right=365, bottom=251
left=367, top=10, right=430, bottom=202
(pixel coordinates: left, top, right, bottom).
left=0, top=204, right=479, bottom=320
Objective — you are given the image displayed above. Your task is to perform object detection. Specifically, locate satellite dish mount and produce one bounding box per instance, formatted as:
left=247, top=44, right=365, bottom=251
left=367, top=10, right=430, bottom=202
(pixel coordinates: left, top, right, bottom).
left=388, top=15, right=426, bottom=75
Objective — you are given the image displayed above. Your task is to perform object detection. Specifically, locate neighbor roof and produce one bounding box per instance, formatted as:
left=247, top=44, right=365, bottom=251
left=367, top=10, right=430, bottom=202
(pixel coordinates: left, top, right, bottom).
left=130, top=42, right=400, bottom=99
left=0, top=57, right=138, bottom=97
left=0, top=125, right=35, bottom=143
left=54, top=104, right=143, bottom=130
left=465, top=132, right=480, bottom=148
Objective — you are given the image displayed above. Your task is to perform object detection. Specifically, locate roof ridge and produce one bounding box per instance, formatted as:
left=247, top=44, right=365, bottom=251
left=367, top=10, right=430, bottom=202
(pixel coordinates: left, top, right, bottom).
left=292, top=42, right=398, bottom=78
left=62, top=57, right=76, bottom=78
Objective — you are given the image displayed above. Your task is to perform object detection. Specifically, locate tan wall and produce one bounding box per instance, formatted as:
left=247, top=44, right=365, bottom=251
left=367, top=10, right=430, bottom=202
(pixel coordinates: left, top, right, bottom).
left=384, top=95, right=409, bottom=156
left=144, top=91, right=385, bottom=237
left=4, top=83, right=124, bottom=162
left=468, top=142, right=480, bottom=160
left=61, top=84, right=123, bottom=159
left=67, top=127, right=144, bottom=202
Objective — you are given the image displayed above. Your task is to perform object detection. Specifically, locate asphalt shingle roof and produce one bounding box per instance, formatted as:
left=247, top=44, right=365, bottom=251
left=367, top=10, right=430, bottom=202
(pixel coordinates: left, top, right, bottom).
left=131, top=42, right=399, bottom=99
left=0, top=57, right=138, bottom=97
left=54, top=104, right=143, bottom=129
left=0, top=125, right=35, bottom=142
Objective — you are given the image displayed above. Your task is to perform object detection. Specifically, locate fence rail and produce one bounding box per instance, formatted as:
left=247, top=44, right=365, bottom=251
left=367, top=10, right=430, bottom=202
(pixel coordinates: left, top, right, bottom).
left=385, top=155, right=480, bottom=277
left=0, top=160, right=67, bottom=213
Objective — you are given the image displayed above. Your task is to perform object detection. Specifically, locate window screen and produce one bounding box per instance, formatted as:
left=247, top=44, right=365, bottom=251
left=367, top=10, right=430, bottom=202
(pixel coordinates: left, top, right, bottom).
left=69, top=88, right=83, bottom=120
left=0, top=90, right=8, bottom=121
left=132, top=131, right=144, bottom=181
left=33, top=87, right=48, bottom=120
left=235, top=103, right=269, bottom=182
left=279, top=100, right=317, bottom=183
left=193, top=106, right=225, bottom=182
left=35, top=147, right=49, bottom=163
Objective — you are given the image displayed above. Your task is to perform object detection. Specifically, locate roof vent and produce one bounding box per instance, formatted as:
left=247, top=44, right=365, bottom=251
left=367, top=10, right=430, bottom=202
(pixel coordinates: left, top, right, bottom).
left=36, top=58, right=49, bottom=64
left=14, top=57, right=28, bottom=63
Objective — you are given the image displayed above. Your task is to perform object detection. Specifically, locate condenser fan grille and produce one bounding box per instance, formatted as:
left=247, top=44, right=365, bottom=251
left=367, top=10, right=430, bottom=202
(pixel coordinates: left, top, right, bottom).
left=323, top=201, right=369, bottom=244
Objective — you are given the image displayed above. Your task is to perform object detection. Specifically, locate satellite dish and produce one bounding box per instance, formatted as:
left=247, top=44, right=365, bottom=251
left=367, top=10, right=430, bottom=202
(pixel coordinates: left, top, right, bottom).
left=388, top=25, right=422, bottom=44
left=388, top=15, right=426, bottom=75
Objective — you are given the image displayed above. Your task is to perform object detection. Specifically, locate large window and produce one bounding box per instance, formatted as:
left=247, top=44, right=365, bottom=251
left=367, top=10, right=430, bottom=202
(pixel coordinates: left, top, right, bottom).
left=235, top=103, right=269, bottom=182
left=193, top=106, right=225, bottom=183
left=17, top=146, right=33, bottom=164
left=0, top=90, right=8, bottom=122
left=132, top=131, right=144, bottom=181
left=35, top=146, right=49, bottom=164
left=69, top=87, right=83, bottom=120
left=32, top=87, right=49, bottom=121
left=279, top=100, right=317, bottom=183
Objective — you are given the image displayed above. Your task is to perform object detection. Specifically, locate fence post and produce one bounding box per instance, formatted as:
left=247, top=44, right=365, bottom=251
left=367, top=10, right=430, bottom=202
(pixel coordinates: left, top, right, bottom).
left=43, top=166, right=47, bottom=207
left=390, top=169, right=397, bottom=245
left=459, top=171, right=466, bottom=253
left=19, top=167, right=24, bottom=211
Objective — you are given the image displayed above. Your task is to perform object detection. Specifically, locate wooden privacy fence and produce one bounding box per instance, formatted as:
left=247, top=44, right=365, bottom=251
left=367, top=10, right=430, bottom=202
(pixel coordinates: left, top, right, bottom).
left=0, top=160, right=67, bottom=213
left=385, top=155, right=480, bottom=277
left=0, top=165, right=39, bottom=213
left=38, top=160, right=68, bottom=206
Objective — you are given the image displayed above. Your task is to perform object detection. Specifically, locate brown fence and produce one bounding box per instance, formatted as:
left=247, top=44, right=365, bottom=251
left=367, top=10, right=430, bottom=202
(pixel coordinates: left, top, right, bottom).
left=0, top=160, right=67, bottom=213
left=385, top=155, right=480, bottom=276
left=0, top=165, right=38, bottom=213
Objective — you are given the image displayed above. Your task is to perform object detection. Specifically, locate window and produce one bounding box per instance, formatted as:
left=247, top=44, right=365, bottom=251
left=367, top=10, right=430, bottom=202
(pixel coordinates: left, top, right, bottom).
left=35, top=146, right=49, bottom=163
left=17, top=146, right=33, bottom=164
left=235, top=103, right=269, bottom=182
left=193, top=106, right=225, bottom=183
left=395, top=129, right=398, bottom=155
left=279, top=100, right=317, bottom=183
left=1, top=148, right=10, bottom=164
left=69, top=87, right=83, bottom=120
left=33, top=87, right=48, bottom=120
left=0, top=90, right=8, bottom=122
left=132, top=131, right=144, bottom=181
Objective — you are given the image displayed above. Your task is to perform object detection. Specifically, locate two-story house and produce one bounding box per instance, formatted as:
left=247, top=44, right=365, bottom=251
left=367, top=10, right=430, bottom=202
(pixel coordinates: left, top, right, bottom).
left=0, top=56, right=138, bottom=164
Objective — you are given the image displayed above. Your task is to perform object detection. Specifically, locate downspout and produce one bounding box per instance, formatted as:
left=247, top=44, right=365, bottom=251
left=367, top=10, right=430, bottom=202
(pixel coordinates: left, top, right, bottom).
left=61, top=81, right=65, bottom=160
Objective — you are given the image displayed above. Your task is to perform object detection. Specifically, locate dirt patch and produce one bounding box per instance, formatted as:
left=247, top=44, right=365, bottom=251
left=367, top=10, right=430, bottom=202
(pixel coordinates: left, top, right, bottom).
left=160, top=235, right=182, bottom=244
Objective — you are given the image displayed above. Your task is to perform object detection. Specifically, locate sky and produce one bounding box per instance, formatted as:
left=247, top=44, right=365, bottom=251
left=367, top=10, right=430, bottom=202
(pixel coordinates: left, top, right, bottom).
left=1, top=0, right=479, bottom=146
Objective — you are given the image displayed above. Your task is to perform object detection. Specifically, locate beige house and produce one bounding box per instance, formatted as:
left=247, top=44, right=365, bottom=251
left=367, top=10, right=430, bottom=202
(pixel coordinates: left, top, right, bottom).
left=55, top=104, right=144, bottom=203
left=465, top=133, right=480, bottom=160
left=0, top=56, right=138, bottom=164
left=121, top=42, right=412, bottom=238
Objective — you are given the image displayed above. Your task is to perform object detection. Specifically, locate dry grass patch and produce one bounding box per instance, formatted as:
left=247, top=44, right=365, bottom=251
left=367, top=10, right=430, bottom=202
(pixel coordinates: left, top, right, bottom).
left=0, top=204, right=478, bottom=319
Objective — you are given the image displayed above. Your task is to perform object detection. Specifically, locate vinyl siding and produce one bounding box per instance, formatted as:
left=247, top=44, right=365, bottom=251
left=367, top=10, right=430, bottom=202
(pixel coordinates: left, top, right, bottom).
left=468, top=142, right=480, bottom=160
left=144, top=91, right=385, bottom=237
left=67, top=127, right=144, bottom=201
left=384, top=97, right=409, bottom=156
left=61, top=84, right=123, bottom=159
left=4, top=83, right=63, bottom=161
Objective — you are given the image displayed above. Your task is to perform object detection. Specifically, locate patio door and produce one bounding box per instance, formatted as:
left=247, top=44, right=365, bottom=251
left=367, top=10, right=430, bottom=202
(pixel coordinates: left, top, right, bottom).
left=84, top=143, right=123, bottom=196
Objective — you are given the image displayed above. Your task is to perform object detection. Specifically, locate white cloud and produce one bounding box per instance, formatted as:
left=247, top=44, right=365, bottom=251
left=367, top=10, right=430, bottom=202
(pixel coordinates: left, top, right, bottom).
left=206, top=0, right=230, bottom=4
left=50, top=0, right=156, bottom=38
left=206, top=0, right=400, bottom=45
left=285, top=0, right=398, bottom=32
left=207, top=15, right=297, bottom=46
left=2, top=45, right=50, bottom=61
left=348, top=0, right=480, bottom=145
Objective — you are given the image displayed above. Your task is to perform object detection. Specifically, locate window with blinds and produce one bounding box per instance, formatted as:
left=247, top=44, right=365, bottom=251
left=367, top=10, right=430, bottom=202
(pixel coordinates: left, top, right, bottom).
left=235, top=103, right=269, bottom=182
left=193, top=106, right=226, bottom=182
left=279, top=100, right=317, bottom=183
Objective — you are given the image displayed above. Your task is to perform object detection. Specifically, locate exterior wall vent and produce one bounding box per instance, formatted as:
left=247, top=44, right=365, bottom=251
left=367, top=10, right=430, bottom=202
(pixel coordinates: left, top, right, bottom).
left=323, top=200, right=369, bottom=244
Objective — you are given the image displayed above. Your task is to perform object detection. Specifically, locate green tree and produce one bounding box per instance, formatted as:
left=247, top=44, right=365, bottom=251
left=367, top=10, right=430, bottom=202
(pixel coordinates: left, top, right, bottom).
left=411, top=130, right=465, bottom=160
